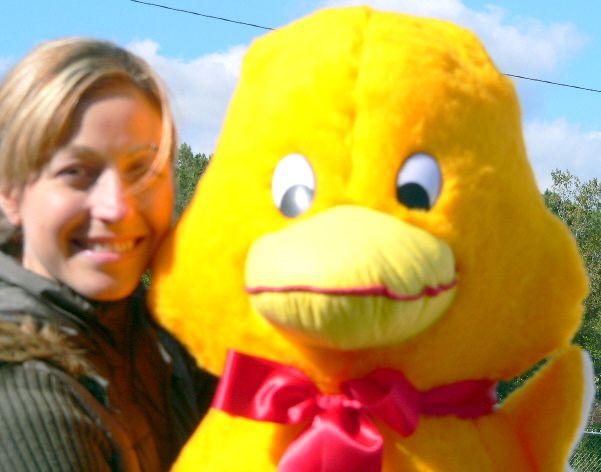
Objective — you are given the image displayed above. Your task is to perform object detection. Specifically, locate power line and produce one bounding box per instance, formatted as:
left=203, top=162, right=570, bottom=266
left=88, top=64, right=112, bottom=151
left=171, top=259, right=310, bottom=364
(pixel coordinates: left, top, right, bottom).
left=504, top=74, right=601, bottom=93
left=129, top=0, right=601, bottom=94
left=129, top=0, right=274, bottom=31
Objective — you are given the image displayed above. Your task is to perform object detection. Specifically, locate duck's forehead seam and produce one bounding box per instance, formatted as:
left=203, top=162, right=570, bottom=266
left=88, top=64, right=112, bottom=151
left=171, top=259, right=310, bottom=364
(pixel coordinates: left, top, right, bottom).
left=345, top=13, right=516, bottom=201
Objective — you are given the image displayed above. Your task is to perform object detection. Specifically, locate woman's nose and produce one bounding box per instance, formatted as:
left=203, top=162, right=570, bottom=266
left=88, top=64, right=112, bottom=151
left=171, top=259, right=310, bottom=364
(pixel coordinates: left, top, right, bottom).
left=89, top=168, right=133, bottom=222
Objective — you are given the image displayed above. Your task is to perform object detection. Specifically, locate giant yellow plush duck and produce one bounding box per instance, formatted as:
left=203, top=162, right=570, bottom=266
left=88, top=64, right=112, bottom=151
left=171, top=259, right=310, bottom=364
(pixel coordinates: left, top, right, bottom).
left=149, top=6, right=593, bottom=471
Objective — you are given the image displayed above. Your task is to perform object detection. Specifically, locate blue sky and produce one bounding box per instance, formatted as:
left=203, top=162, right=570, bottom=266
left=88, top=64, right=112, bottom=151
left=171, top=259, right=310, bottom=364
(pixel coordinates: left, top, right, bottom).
left=1, top=0, right=599, bottom=189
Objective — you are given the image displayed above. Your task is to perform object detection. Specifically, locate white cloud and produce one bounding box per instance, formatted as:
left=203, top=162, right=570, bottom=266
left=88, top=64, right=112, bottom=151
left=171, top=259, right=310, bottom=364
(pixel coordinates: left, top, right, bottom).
left=524, top=118, right=601, bottom=190
left=318, top=0, right=585, bottom=77
left=318, top=0, right=596, bottom=188
left=124, top=4, right=597, bottom=190
left=125, top=1, right=585, bottom=156
left=0, top=57, right=15, bottom=78
left=127, top=40, right=245, bottom=154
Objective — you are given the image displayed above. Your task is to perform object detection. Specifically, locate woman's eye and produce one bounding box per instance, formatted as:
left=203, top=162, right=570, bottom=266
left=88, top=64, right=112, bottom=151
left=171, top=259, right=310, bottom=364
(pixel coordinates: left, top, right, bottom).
left=396, top=153, right=442, bottom=210
left=123, top=156, right=162, bottom=184
left=125, top=161, right=150, bottom=182
left=58, top=165, right=97, bottom=187
left=272, top=153, right=315, bottom=218
left=62, top=167, right=84, bottom=176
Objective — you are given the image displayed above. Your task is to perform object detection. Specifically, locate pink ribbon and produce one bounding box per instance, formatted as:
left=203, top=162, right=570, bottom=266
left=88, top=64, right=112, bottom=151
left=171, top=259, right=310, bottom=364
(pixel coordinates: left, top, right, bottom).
left=213, top=350, right=497, bottom=472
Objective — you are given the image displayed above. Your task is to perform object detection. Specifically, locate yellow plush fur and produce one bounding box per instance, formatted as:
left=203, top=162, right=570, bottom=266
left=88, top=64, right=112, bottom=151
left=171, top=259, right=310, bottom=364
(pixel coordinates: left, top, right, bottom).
left=150, top=6, right=592, bottom=471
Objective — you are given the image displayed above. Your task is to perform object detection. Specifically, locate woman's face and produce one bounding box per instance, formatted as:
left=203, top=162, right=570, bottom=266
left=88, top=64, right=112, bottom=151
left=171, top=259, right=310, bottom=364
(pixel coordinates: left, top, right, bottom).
left=1, top=85, right=174, bottom=300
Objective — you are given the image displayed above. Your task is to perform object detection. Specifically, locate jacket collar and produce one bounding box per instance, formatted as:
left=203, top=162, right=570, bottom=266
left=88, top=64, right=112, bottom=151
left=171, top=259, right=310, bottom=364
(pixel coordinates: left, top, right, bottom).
left=0, top=250, right=111, bottom=341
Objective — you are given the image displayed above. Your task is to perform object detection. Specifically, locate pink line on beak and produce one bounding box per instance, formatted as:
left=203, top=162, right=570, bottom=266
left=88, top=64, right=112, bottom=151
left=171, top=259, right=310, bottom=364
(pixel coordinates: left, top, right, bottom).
left=246, top=279, right=458, bottom=302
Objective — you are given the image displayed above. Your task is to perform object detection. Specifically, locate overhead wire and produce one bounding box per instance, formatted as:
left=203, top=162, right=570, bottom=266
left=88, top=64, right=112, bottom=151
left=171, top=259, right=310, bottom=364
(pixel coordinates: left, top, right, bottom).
left=129, top=0, right=601, bottom=94
left=129, top=0, right=274, bottom=30
left=504, top=74, right=601, bottom=93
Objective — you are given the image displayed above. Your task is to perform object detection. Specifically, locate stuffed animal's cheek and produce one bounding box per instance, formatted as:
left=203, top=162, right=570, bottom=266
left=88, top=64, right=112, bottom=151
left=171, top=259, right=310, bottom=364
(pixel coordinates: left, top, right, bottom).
left=245, top=205, right=458, bottom=350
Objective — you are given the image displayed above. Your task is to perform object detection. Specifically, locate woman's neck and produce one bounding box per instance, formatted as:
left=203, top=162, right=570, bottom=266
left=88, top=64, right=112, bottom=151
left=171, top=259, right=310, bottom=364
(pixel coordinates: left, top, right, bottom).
left=96, top=298, right=133, bottom=351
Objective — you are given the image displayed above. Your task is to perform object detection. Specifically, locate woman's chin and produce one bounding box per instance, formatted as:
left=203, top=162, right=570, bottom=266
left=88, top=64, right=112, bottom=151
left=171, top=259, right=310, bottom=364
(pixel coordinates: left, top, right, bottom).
left=68, top=273, right=141, bottom=302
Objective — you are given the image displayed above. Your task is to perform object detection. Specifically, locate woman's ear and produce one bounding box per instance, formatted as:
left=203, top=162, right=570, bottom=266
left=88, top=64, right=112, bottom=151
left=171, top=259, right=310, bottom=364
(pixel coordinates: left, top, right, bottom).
left=0, top=189, right=22, bottom=226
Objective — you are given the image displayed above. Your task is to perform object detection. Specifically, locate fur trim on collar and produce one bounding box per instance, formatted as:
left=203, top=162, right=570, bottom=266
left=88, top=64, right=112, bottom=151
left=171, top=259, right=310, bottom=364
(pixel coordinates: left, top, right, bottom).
left=0, top=317, right=93, bottom=377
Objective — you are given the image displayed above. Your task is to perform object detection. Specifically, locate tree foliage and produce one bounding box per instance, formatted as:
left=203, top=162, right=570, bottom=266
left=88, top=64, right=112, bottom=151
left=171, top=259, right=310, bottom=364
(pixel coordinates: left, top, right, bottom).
left=545, top=171, right=601, bottom=467
left=142, top=143, right=209, bottom=287
left=499, top=170, right=601, bottom=412
left=175, top=142, right=210, bottom=217
left=543, top=170, right=601, bottom=404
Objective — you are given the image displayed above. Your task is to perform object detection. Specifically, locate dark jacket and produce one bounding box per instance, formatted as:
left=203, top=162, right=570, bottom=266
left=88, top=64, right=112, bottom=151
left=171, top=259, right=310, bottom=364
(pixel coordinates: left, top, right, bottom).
left=0, top=251, right=216, bottom=471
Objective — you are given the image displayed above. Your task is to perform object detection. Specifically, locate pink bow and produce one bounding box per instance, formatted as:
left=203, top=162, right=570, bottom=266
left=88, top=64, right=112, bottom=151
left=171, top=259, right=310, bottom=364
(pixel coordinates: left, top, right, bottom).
left=213, top=350, right=496, bottom=472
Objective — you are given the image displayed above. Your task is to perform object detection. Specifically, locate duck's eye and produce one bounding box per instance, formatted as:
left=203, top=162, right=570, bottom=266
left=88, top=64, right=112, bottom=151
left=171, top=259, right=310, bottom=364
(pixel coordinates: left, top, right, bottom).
left=396, top=153, right=442, bottom=210
left=272, top=153, right=315, bottom=217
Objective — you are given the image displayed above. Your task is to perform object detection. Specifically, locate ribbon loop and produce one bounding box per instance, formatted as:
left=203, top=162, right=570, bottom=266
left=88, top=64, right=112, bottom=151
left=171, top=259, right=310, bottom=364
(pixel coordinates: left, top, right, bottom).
left=213, top=348, right=320, bottom=423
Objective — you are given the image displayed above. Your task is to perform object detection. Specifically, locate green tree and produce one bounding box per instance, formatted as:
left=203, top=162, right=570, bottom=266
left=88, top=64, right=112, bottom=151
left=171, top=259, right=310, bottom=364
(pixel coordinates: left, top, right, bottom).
left=142, top=143, right=209, bottom=287
left=543, top=170, right=601, bottom=404
left=545, top=170, right=601, bottom=470
left=494, top=170, right=601, bottom=467
left=498, top=171, right=601, bottom=410
left=175, top=142, right=210, bottom=217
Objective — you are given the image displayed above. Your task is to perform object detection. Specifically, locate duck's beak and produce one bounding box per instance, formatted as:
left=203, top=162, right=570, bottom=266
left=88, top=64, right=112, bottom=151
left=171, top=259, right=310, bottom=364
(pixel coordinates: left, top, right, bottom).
left=245, top=205, right=457, bottom=350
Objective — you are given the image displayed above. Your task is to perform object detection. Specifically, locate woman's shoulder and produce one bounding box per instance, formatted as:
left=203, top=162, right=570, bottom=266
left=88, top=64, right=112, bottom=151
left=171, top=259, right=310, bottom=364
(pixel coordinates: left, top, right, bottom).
left=0, top=358, right=119, bottom=471
left=0, top=357, right=103, bottom=417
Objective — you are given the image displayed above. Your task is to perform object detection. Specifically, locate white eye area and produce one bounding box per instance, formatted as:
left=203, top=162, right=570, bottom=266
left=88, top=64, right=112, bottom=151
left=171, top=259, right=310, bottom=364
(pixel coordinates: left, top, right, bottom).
left=396, top=153, right=442, bottom=210
left=272, top=153, right=315, bottom=217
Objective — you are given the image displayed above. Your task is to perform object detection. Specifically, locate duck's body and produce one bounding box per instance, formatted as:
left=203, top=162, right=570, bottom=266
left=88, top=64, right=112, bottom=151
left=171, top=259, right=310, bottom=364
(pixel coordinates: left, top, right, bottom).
left=150, top=7, right=591, bottom=471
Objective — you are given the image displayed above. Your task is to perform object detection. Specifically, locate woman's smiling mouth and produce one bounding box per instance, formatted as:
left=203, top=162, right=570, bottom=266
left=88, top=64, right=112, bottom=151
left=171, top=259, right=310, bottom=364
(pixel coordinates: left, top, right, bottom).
left=71, top=237, right=143, bottom=255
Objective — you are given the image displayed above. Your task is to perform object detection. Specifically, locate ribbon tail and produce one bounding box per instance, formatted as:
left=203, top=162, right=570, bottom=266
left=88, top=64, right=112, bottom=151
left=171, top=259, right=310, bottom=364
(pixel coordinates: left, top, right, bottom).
left=421, top=379, right=497, bottom=418
left=278, top=408, right=383, bottom=472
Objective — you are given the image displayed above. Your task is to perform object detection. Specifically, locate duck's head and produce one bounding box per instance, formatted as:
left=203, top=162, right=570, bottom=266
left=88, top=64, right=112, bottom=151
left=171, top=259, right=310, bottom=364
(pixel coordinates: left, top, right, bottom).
left=149, top=7, right=587, bottom=390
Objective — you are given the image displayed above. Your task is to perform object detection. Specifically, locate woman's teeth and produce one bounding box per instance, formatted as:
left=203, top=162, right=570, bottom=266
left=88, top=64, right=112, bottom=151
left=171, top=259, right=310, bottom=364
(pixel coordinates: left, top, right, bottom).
left=86, top=240, right=136, bottom=253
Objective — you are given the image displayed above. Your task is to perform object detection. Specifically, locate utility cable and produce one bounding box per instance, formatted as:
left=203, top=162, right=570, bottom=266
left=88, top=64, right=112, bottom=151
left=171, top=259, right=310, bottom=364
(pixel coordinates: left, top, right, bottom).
left=504, top=74, right=601, bottom=93
left=129, top=0, right=601, bottom=94
left=129, top=0, right=274, bottom=30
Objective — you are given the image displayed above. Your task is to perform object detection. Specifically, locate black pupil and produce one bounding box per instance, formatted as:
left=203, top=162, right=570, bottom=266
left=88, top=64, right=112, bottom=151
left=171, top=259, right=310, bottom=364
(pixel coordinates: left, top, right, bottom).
left=280, top=185, right=314, bottom=217
left=397, top=183, right=431, bottom=210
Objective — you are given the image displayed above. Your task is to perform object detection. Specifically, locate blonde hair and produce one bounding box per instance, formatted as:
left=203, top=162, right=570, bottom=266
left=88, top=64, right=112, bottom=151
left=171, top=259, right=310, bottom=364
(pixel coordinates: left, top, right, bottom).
left=0, top=37, right=176, bottom=192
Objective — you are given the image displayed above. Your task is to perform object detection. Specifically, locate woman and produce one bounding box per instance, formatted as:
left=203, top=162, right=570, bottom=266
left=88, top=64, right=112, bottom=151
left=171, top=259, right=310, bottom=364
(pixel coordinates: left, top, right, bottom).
left=0, top=38, right=215, bottom=471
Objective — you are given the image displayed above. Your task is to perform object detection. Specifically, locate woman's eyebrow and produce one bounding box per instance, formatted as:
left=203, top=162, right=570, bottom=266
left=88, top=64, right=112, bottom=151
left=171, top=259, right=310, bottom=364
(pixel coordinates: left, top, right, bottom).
left=62, top=143, right=159, bottom=159
left=58, top=145, right=103, bottom=160
left=127, top=143, right=159, bottom=154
